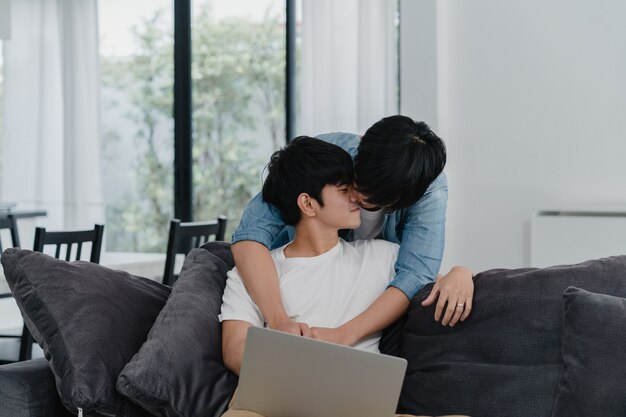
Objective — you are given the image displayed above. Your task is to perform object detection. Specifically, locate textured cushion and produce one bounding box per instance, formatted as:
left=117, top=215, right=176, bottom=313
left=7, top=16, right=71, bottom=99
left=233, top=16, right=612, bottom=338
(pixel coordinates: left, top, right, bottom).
left=552, top=287, right=626, bottom=417
left=1, top=249, right=170, bottom=417
left=398, top=255, right=626, bottom=417
left=117, top=242, right=238, bottom=417
left=0, top=358, right=74, bottom=417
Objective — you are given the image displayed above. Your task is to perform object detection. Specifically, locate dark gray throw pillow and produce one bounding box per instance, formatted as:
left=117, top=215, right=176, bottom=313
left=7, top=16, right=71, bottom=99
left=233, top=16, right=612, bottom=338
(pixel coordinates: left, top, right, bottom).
left=552, top=287, right=626, bottom=417
left=0, top=249, right=171, bottom=417
left=117, top=242, right=238, bottom=417
left=398, top=255, right=626, bottom=417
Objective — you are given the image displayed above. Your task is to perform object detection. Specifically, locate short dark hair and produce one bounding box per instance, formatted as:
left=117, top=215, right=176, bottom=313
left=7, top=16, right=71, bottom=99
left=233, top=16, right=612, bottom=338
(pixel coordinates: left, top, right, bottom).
left=262, top=136, right=354, bottom=225
left=354, top=115, right=446, bottom=211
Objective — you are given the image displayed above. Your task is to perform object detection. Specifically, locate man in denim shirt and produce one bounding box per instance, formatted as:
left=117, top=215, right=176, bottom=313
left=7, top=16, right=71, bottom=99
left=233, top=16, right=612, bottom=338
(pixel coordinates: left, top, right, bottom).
left=231, top=115, right=474, bottom=346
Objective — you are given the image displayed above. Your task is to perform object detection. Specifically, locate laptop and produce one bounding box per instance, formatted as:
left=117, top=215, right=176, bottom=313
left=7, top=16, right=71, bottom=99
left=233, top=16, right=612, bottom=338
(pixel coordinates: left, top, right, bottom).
left=233, top=326, right=408, bottom=417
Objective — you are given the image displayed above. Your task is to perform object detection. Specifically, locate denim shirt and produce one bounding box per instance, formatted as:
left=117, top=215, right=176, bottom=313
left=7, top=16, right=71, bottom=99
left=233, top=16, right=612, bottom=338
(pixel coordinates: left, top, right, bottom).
left=231, top=132, right=448, bottom=300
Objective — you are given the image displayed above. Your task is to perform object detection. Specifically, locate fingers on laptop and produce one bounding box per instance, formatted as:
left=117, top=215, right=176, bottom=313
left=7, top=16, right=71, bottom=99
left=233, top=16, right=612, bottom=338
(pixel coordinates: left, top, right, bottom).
left=297, top=322, right=312, bottom=337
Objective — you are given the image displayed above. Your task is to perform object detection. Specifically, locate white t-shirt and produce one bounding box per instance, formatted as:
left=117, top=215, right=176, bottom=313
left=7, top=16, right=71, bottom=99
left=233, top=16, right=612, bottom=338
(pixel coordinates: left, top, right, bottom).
left=353, top=207, right=385, bottom=240
left=219, top=239, right=399, bottom=353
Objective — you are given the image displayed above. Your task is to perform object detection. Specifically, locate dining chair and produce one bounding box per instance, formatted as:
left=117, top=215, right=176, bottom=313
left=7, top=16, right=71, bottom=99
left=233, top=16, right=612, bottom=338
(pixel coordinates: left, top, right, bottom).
left=0, top=214, right=22, bottom=364
left=33, top=224, right=104, bottom=263
left=15, top=224, right=105, bottom=361
left=162, top=216, right=227, bottom=286
left=0, top=214, right=20, bottom=252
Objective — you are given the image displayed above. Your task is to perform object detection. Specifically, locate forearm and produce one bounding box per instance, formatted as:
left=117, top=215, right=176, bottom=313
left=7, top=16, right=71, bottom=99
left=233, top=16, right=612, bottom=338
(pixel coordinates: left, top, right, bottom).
left=222, top=341, right=245, bottom=376
left=341, top=287, right=410, bottom=345
left=231, top=240, right=289, bottom=327
left=222, top=320, right=251, bottom=375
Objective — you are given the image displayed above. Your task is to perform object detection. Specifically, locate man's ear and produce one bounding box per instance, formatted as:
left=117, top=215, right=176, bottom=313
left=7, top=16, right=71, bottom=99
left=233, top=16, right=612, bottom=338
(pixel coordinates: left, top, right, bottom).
left=296, top=192, right=317, bottom=219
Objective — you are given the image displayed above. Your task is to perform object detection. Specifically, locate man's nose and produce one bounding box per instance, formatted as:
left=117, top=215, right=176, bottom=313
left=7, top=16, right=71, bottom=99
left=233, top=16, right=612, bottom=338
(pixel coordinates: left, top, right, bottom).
left=348, top=187, right=360, bottom=202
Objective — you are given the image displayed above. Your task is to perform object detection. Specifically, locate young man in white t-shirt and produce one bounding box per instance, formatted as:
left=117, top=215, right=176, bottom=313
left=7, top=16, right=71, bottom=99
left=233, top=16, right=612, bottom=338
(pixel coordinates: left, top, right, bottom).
left=219, top=137, right=469, bottom=417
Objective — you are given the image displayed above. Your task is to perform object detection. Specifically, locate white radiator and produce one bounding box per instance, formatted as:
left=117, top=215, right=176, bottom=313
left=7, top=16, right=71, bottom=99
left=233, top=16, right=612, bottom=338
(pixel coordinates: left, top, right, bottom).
left=530, top=206, right=626, bottom=268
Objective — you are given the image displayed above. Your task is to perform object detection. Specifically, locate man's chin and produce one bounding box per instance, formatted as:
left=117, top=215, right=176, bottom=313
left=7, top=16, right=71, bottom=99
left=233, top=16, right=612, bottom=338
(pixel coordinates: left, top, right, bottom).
left=349, top=220, right=361, bottom=229
left=337, top=216, right=361, bottom=231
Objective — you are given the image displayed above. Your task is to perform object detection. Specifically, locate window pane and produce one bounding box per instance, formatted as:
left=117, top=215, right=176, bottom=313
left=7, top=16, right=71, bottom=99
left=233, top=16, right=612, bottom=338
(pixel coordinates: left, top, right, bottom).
left=99, top=2, right=174, bottom=252
left=191, top=0, right=286, bottom=238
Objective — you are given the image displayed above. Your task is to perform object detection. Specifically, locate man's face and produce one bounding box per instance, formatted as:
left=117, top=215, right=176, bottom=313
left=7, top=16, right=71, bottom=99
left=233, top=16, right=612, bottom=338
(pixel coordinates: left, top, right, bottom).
left=315, top=184, right=361, bottom=229
left=350, top=187, right=381, bottom=211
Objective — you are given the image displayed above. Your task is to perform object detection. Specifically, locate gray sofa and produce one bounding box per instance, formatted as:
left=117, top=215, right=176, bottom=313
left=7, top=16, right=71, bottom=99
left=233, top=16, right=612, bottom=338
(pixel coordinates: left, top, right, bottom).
left=0, top=357, right=74, bottom=417
left=1, top=245, right=625, bottom=417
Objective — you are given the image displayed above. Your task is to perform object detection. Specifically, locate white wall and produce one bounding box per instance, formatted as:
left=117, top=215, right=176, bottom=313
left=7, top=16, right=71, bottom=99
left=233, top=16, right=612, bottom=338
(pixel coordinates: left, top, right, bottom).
left=402, top=0, right=626, bottom=272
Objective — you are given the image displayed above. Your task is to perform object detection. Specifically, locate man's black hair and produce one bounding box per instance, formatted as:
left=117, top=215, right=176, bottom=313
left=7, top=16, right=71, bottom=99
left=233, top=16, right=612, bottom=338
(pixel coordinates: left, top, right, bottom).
left=354, top=115, right=446, bottom=211
left=262, top=136, right=354, bottom=225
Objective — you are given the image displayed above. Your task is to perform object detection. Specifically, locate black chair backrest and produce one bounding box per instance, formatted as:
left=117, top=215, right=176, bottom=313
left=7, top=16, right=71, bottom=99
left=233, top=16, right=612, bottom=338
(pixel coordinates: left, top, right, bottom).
left=163, top=216, right=227, bottom=286
left=33, top=224, right=105, bottom=263
left=0, top=214, right=20, bottom=252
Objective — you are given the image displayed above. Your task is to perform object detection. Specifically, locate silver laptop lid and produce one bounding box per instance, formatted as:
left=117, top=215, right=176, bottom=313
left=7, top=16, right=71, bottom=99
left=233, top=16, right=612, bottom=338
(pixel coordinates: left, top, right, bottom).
left=234, top=327, right=407, bottom=417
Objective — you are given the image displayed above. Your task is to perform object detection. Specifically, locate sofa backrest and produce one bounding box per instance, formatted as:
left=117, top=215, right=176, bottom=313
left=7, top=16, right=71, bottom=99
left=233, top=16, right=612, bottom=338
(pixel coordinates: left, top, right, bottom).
left=399, top=255, right=626, bottom=417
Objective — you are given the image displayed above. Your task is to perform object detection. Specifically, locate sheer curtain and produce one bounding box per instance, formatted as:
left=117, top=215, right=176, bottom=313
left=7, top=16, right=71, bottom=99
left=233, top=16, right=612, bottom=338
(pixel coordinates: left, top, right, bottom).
left=0, top=0, right=10, bottom=40
left=298, top=0, right=398, bottom=136
left=1, top=0, right=102, bottom=230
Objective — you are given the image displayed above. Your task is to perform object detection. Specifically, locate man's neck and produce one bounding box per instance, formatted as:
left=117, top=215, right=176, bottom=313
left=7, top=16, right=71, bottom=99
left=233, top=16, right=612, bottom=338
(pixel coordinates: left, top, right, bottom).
left=283, top=221, right=339, bottom=258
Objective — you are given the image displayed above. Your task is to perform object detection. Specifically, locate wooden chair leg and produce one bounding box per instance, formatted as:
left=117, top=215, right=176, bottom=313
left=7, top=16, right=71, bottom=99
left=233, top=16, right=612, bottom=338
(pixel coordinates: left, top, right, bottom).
left=18, top=324, right=34, bottom=361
